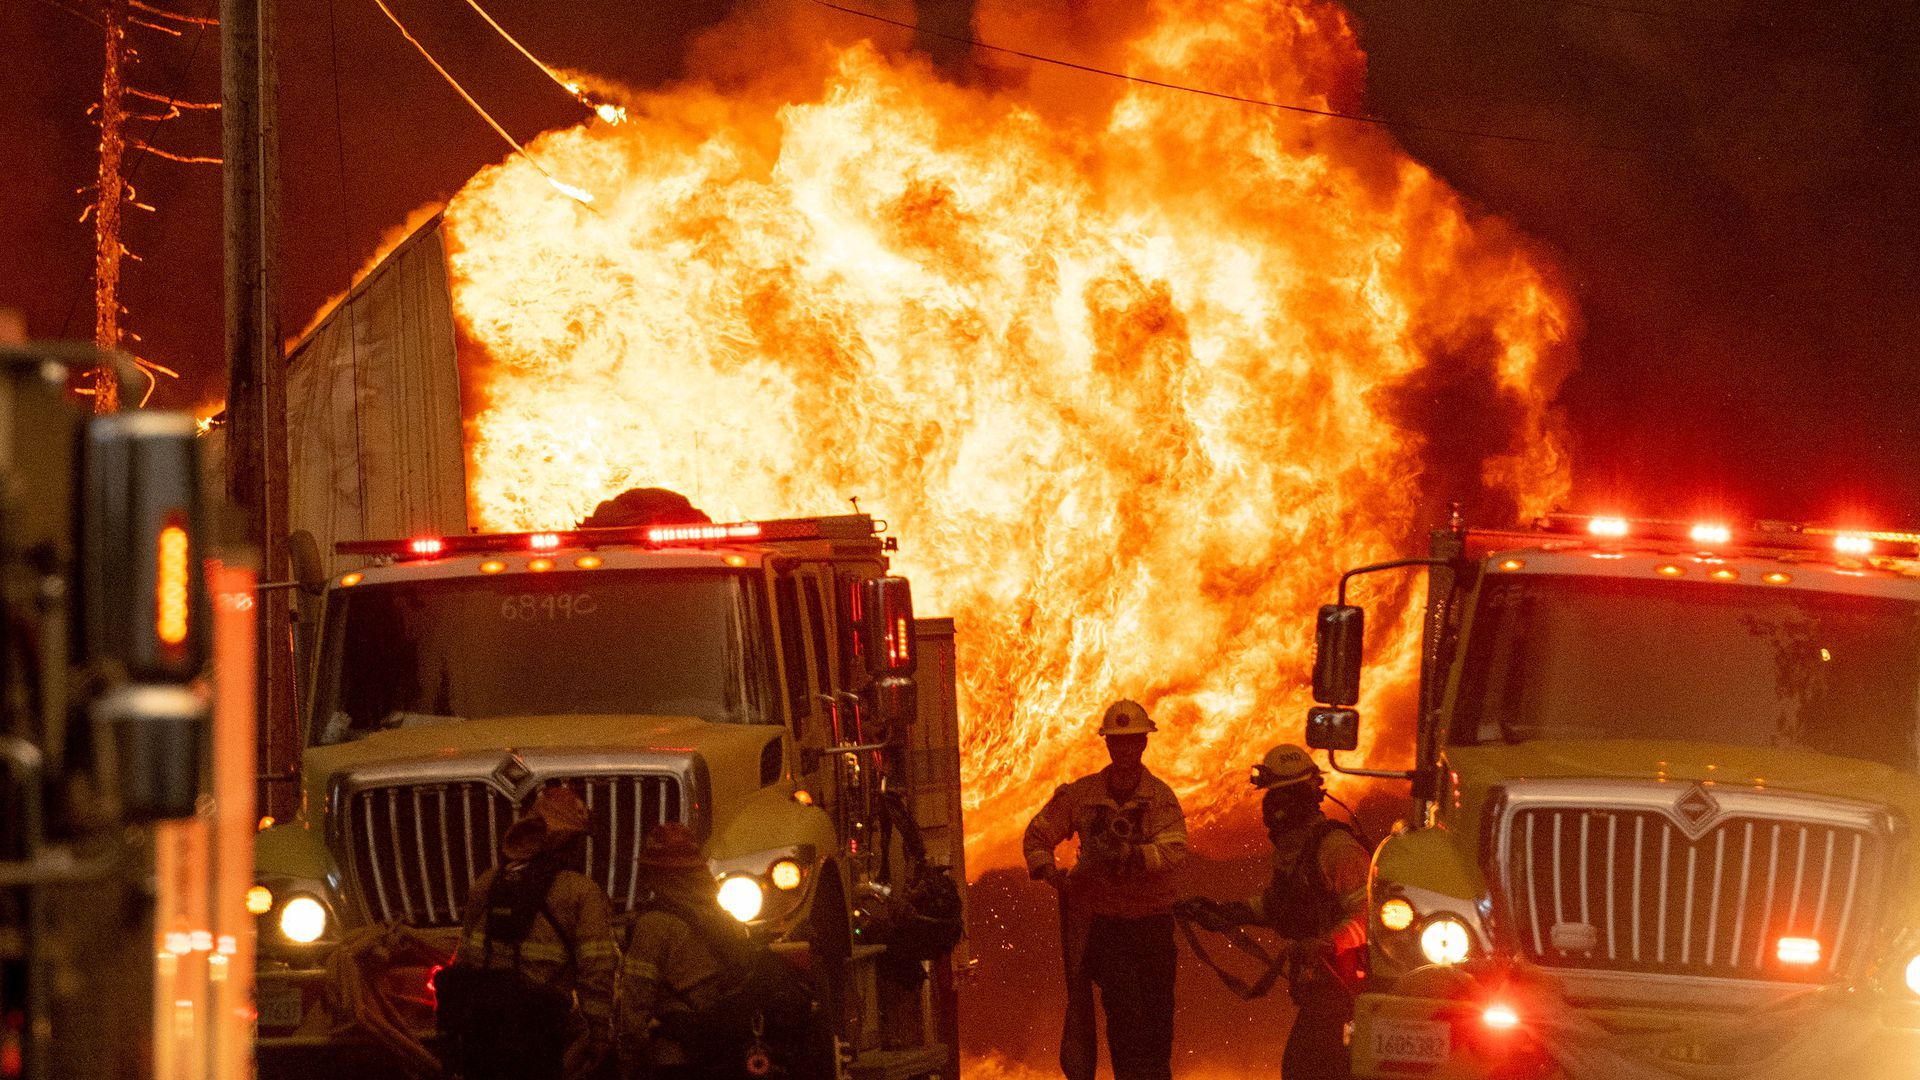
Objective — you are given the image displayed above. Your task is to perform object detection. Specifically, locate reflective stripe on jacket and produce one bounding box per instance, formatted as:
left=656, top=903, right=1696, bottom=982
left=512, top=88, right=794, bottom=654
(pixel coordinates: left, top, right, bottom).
left=455, top=866, right=618, bottom=1027
left=617, top=907, right=732, bottom=1070
left=1023, top=767, right=1189, bottom=918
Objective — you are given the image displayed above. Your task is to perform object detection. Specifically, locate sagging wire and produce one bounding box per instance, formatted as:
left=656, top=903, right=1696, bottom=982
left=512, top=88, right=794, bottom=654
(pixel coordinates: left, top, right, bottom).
left=368, top=0, right=597, bottom=206
left=455, top=0, right=625, bottom=125
left=806, top=0, right=1653, bottom=156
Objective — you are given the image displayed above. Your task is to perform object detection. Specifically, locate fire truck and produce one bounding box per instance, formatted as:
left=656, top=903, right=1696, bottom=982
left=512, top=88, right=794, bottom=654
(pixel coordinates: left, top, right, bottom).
left=251, top=513, right=965, bottom=1079
left=1, top=342, right=253, bottom=1080
left=1308, top=513, right=1920, bottom=1079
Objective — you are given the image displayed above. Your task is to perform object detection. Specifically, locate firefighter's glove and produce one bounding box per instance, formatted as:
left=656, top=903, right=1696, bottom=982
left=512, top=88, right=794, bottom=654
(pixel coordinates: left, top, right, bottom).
left=1031, top=863, right=1067, bottom=890
left=1286, top=937, right=1336, bottom=972
left=1083, top=832, right=1128, bottom=869
left=563, top=1024, right=611, bottom=1080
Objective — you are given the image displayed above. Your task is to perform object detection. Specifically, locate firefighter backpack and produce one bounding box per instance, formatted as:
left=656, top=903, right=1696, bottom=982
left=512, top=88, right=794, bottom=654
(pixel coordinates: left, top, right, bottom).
left=435, top=857, right=575, bottom=1061
left=648, top=900, right=831, bottom=1078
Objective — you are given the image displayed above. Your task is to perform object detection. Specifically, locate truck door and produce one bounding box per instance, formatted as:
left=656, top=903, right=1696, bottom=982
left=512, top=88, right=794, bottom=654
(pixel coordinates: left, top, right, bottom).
left=774, top=564, right=843, bottom=809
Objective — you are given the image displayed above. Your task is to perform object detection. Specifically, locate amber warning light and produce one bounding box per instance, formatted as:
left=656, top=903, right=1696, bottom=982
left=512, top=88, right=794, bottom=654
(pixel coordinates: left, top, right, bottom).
left=156, top=517, right=191, bottom=648
left=1777, top=937, right=1822, bottom=966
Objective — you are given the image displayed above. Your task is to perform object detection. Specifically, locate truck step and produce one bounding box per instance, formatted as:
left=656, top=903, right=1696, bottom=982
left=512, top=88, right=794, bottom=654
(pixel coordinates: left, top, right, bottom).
left=847, top=1044, right=951, bottom=1080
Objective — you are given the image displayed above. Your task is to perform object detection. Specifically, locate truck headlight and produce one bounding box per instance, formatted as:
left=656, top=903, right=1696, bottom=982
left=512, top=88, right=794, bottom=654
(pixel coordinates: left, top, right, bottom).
left=246, top=885, right=274, bottom=915
left=278, top=895, right=328, bottom=944
left=1419, top=915, right=1472, bottom=966
left=717, top=876, right=765, bottom=922
left=1905, top=954, right=1920, bottom=997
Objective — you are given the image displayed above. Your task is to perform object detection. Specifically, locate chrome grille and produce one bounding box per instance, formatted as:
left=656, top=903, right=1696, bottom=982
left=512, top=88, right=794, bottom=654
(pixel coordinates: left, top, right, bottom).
left=1499, top=806, right=1885, bottom=980
left=346, top=773, right=683, bottom=926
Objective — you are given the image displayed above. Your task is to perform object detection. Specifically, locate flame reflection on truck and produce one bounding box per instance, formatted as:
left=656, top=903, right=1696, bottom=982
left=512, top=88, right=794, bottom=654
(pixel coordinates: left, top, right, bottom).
left=1453, top=573, right=1920, bottom=770
left=310, top=568, right=779, bottom=743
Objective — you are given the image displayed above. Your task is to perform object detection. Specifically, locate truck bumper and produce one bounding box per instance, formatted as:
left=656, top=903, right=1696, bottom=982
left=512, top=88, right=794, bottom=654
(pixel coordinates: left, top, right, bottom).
left=1352, top=992, right=1551, bottom=1079
left=255, top=1034, right=429, bottom=1080
left=1353, top=988, right=1920, bottom=1080
left=254, top=963, right=441, bottom=1078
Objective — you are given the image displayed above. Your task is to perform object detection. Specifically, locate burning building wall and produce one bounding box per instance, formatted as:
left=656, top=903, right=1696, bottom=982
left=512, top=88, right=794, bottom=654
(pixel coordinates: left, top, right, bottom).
left=441, top=0, right=1573, bottom=870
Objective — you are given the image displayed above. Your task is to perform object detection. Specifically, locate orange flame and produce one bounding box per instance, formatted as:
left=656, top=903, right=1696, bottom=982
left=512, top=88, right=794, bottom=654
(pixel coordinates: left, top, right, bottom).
left=444, top=0, right=1571, bottom=871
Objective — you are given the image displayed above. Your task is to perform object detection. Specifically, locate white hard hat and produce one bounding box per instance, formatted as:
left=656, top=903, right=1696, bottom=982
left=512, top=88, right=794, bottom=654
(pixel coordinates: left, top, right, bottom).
left=1250, top=744, right=1322, bottom=788
left=1099, top=699, right=1158, bottom=736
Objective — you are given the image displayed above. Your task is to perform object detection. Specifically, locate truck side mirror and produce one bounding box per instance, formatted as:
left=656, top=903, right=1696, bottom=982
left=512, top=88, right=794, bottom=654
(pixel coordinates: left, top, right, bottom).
left=860, top=577, right=916, bottom=677
left=1312, top=604, right=1364, bottom=706
left=1305, top=707, right=1359, bottom=752
left=290, top=529, right=327, bottom=595
left=868, top=676, right=917, bottom=737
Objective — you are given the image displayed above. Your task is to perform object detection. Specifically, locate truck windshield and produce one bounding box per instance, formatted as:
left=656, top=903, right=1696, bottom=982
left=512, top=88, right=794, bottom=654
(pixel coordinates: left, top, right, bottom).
left=1452, top=573, right=1920, bottom=771
left=311, top=568, right=777, bottom=744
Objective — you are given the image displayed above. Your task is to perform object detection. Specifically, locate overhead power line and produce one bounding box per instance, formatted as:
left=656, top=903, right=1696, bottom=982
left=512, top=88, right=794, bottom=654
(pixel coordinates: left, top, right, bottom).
left=368, top=0, right=596, bottom=205
left=455, top=0, right=625, bottom=123
left=806, top=0, right=1652, bottom=155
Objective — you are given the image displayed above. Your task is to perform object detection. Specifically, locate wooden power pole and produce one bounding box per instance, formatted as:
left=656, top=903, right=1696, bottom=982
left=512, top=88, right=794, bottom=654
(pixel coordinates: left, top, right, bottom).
left=222, top=0, right=296, bottom=815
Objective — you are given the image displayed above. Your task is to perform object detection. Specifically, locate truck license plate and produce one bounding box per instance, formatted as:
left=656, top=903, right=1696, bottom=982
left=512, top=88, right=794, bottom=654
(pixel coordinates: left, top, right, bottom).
left=1371, top=1018, right=1450, bottom=1065
left=256, top=983, right=304, bottom=1031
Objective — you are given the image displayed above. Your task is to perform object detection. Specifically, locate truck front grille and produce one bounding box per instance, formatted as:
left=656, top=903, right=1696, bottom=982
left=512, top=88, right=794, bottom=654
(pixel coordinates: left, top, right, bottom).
left=345, top=774, right=683, bottom=927
left=1499, top=807, right=1885, bottom=980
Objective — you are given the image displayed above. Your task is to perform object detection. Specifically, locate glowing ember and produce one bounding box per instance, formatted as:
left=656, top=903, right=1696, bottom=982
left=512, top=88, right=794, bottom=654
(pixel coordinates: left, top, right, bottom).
left=445, top=0, right=1571, bottom=870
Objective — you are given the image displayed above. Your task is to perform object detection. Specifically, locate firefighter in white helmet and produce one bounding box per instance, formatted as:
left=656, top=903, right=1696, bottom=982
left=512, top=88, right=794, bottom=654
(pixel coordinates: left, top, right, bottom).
left=1023, top=699, right=1190, bottom=1080
left=1177, top=744, right=1370, bottom=1080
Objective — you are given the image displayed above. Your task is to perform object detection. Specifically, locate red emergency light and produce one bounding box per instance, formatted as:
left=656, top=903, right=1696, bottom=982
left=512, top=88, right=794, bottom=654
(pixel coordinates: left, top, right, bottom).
left=1688, top=523, right=1732, bottom=546
left=647, top=522, right=762, bottom=544
left=1833, top=533, right=1875, bottom=555
left=1524, top=515, right=1920, bottom=560
left=335, top=514, right=878, bottom=561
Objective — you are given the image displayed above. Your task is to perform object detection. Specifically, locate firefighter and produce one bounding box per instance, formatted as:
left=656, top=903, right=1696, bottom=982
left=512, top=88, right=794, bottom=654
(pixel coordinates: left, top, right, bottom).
left=1178, top=744, right=1370, bottom=1080
left=1024, top=699, right=1190, bottom=1080
left=441, top=786, right=618, bottom=1080
left=615, top=821, right=741, bottom=1078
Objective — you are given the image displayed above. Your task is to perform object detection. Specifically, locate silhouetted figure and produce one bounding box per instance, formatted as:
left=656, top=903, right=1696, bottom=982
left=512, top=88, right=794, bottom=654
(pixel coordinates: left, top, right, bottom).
left=1024, top=700, right=1189, bottom=1080
left=576, top=488, right=711, bottom=529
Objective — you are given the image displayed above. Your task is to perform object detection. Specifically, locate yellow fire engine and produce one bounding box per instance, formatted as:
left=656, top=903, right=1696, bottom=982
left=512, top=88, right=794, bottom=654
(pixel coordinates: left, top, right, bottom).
left=1312, top=513, right=1920, bottom=1079
left=251, top=513, right=965, bottom=1079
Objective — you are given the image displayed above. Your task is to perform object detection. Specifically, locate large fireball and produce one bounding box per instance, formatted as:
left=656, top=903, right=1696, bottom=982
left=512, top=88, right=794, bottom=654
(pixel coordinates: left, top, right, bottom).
left=446, top=0, right=1571, bottom=869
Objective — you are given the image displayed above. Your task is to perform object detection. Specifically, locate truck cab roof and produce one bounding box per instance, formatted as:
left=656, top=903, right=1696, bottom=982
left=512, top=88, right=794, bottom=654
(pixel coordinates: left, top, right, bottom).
left=1463, top=514, right=1920, bottom=596
left=330, top=513, right=886, bottom=586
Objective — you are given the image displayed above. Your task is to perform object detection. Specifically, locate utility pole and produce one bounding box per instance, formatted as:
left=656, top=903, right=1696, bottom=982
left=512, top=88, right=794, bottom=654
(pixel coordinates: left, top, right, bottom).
left=222, top=0, right=296, bottom=815
left=91, top=0, right=128, bottom=413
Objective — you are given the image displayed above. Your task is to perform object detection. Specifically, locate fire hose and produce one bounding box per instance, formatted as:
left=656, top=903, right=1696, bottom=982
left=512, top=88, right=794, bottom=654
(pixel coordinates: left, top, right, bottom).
left=1172, top=908, right=1343, bottom=1001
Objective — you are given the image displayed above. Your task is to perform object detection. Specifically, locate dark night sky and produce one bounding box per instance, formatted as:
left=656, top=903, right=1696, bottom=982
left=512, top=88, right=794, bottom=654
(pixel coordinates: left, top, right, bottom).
left=4, top=0, right=1919, bottom=525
